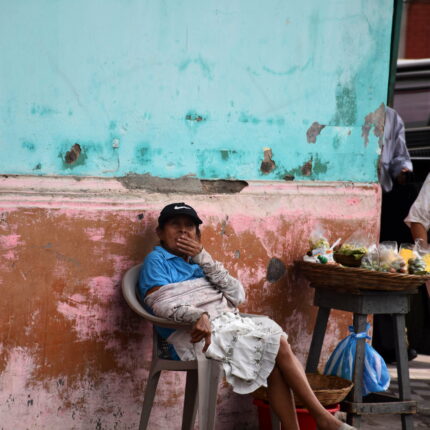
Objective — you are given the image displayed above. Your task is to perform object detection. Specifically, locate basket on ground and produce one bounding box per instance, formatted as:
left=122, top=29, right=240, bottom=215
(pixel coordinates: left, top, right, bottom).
left=252, top=373, right=353, bottom=407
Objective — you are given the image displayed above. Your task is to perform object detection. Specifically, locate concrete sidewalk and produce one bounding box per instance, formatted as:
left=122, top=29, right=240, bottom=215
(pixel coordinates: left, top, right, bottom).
left=342, top=354, right=430, bottom=429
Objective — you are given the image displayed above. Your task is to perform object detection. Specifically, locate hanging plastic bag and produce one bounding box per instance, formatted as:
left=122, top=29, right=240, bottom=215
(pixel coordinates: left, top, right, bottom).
left=324, top=324, right=390, bottom=396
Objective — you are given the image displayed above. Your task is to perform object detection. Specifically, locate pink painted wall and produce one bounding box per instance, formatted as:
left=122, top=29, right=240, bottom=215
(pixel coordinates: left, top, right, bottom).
left=0, top=177, right=380, bottom=429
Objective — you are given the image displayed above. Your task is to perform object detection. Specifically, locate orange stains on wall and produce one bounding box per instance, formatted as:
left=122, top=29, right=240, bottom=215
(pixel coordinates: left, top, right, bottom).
left=0, top=177, right=381, bottom=429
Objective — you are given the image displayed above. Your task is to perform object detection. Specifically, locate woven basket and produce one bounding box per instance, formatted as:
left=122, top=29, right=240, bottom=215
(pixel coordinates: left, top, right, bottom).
left=296, top=260, right=429, bottom=291
left=333, top=252, right=364, bottom=267
left=252, top=374, right=353, bottom=407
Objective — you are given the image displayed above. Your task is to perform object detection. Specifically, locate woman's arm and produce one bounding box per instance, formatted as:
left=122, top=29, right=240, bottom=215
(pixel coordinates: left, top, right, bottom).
left=192, top=248, right=245, bottom=306
left=410, top=222, right=428, bottom=247
left=175, top=235, right=245, bottom=305
left=145, top=289, right=209, bottom=324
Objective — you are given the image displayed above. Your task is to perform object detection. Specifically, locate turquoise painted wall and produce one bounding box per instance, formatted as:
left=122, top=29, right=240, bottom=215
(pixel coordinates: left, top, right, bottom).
left=0, top=0, right=393, bottom=181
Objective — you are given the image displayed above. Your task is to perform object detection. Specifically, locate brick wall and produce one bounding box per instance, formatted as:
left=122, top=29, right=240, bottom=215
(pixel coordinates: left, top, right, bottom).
left=405, top=1, right=430, bottom=58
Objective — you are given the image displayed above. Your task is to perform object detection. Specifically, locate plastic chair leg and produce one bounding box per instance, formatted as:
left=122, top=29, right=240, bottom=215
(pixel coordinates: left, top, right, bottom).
left=197, top=358, right=222, bottom=430
left=139, top=369, right=161, bottom=430
left=181, top=369, right=198, bottom=430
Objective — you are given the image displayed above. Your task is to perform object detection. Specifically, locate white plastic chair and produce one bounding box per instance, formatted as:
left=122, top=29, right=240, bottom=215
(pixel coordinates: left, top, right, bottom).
left=121, top=264, right=222, bottom=430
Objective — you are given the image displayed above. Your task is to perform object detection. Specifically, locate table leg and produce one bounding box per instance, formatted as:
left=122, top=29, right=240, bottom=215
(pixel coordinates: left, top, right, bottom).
left=393, top=313, right=414, bottom=430
left=305, top=307, right=330, bottom=373
left=346, top=313, right=368, bottom=428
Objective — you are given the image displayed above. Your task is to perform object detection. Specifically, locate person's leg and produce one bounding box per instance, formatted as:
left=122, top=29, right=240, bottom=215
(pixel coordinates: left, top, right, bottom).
left=276, top=336, right=347, bottom=430
left=267, top=365, right=299, bottom=429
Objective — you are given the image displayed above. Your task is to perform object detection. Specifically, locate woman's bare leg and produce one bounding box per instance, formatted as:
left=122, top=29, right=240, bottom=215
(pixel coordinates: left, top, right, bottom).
left=276, top=336, right=344, bottom=430
left=267, top=365, right=300, bottom=429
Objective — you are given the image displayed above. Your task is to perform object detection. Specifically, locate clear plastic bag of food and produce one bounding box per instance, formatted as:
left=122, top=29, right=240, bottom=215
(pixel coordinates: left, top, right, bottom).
left=408, top=240, right=429, bottom=274
left=360, top=244, right=380, bottom=271
left=361, top=242, right=407, bottom=273
left=399, top=243, right=415, bottom=263
left=380, top=242, right=407, bottom=273
left=336, top=231, right=371, bottom=261
left=339, top=231, right=372, bottom=252
left=308, top=224, right=330, bottom=251
left=304, top=224, right=337, bottom=264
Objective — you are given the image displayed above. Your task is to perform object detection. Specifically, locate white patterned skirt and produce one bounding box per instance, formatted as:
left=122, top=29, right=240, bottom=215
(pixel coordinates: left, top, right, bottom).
left=204, top=312, right=286, bottom=394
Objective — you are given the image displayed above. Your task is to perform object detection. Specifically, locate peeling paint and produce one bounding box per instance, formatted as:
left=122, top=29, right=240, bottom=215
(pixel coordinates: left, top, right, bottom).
left=64, top=144, right=83, bottom=165
left=185, top=111, right=206, bottom=122
left=0, top=2, right=391, bottom=183
left=361, top=103, right=385, bottom=147
left=0, top=178, right=381, bottom=429
left=301, top=159, right=313, bottom=176
left=306, top=122, right=326, bottom=143
left=260, top=148, right=276, bottom=174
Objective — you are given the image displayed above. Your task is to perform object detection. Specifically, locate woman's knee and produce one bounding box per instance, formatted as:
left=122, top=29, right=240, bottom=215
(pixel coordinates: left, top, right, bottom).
left=277, top=336, right=294, bottom=361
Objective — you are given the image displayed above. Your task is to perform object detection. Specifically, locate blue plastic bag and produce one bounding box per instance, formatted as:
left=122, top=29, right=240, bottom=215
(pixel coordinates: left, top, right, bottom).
left=324, top=324, right=390, bottom=396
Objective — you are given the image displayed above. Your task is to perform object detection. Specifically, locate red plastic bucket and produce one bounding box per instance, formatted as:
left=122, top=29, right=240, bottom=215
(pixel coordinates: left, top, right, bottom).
left=253, top=398, right=340, bottom=430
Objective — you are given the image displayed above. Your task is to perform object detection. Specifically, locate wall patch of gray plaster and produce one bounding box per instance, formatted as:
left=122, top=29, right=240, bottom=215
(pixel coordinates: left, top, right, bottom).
left=118, top=174, right=203, bottom=193
left=267, top=258, right=286, bottom=282
left=201, top=180, right=247, bottom=194
left=118, top=174, right=248, bottom=194
left=306, top=122, right=326, bottom=143
left=362, top=103, right=385, bottom=147
left=260, top=148, right=276, bottom=174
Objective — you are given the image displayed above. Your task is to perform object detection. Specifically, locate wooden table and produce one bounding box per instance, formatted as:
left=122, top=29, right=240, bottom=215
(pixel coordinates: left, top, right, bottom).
left=305, top=286, right=418, bottom=429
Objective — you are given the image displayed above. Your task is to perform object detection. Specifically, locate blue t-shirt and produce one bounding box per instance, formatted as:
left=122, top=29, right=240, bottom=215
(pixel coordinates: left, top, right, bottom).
left=139, top=246, right=205, bottom=347
left=139, top=245, right=204, bottom=297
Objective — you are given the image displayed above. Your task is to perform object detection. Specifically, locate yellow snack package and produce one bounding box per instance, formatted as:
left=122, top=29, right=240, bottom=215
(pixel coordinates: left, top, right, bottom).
left=423, top=253, right=430, bottom=272
left=399, top=247, right=414, bottom=264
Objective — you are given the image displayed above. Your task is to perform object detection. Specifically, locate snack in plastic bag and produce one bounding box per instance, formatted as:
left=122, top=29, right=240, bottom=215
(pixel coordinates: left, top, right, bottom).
left=337, top=243, right=368, bottom=258
left=399, top=243, right=415, bottom=264
left=324, top=324, right=390, bottom=396
left=303, top=224, right=337, bottom=264
left=412, top=240, right=430, bottom=274
left=361, top=242, right=407, bottom=273
left=336, top=231, right=371, bottom=258
left=308, top=224, right=330, bottom=252
left=360, top=244, right=380, bottom=271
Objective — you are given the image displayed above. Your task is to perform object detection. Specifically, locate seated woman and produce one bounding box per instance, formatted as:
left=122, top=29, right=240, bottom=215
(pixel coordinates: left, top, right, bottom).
left=139, top=202, right=355, bottom=430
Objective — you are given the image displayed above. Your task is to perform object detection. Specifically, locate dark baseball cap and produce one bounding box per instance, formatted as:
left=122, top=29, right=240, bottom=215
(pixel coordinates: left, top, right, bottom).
left=158, top=202, right=203, bottom=227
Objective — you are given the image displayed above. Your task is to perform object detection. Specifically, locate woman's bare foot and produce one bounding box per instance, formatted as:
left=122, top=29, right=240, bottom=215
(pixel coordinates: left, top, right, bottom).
left=315, top=414, right=356, bottom=430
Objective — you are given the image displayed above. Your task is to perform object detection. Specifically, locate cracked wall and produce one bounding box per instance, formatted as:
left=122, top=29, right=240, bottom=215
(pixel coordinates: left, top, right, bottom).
left=0, top=0, right=393, bottom=182
left=0, top=179, right=381, bottom=429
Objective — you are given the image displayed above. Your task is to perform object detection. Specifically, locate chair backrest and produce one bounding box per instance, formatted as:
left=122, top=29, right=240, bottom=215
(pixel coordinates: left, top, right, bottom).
left=121, top=263, right=190, bottom=329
